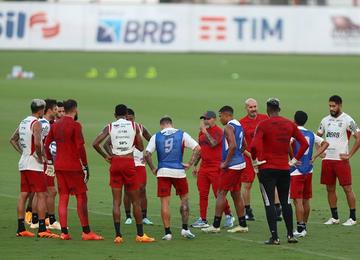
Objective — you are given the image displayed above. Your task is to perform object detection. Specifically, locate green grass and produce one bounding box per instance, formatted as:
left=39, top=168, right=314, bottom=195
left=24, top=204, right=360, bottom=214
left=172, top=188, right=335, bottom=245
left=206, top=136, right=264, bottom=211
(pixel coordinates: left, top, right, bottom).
left=0, top=51, right=359, bottom=260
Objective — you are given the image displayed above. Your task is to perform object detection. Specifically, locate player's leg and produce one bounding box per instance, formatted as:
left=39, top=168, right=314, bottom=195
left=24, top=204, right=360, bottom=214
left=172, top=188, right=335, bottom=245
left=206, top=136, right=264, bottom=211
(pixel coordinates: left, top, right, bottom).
left=276, top=172, right=296, bottom=242
left=30, top=193, right=39, bottom=229
left=303, top=199, right=310, bottom=225
left=111, top=187, right=123, bottom=242
left=303, top=173, right=312, bottom=231
left=123, top=191, right=132, bottom=224
left=36, top=191, right=50, bottom=234
left=179, top=192, right=195, bottom=239
left=242, top=182, right=254, bottom=220
left=17, top=190, right=34, bottom=237
left=274, top=188, right=282, bottom=221
left=291, top=175, right=306, bottom=237
left=321, top=160, right=339, bottom=224
left=227, top=188, right=248, bottom=233
left=46, top=184, right=60, bottom=230
left=138, top=166, right=151, bottom=224
left=193, top=170, right=211, bottom=227
left=337, top=160, right=356, bottom=225
left=127, top=188, right=146, bottom=237
left=258, top=169, right=278, bottom=244
left=25, top=192, right=34, bottom=225
left=160, top=196, right=172, bottom=240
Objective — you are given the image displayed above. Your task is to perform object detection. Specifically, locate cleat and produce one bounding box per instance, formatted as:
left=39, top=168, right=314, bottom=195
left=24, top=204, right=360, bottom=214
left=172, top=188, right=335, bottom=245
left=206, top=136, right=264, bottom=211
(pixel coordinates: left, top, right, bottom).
left=201, top=225, right=220, bottom=233
left=342, top=218, right=357, bottom=226
left=162, top=234, right=172, bottom=241
left=48, top=221, right=61, bottom=230
left=45, top=218, right=50, bottom=226
left=136, top=233, right=155, bottom=243
left=245, top=209, right=255, bottom=221
left=25, top=211, right=32, bottom=225
left=293, top=230, right=307, bottom=238
left=224, top=215, right=235, bottom=228
left=30, top=222, right=39, bottom=229
left=191, top=218, right=210, bottom=228
left=142, top=218, right=154, bottom=225
left=114, top=236, right=123, bottom=244
left=16, top=230, right=35, bottom=237
left=124, top=218, right=132, bottom=225
left=324, top=218, right=340, bottom=225
left=181, top=229, right=195, bottom=239
left=287, top=236, right=298, bottom=243
left=265, top=237, right=280, bottom=245
left=82, top=232, right=104, bottom=241
left=60, top=233, right=72, bottom=240
left=227, top=225, right=249, bottom=233
left=38, top=230, right=60, bottom=239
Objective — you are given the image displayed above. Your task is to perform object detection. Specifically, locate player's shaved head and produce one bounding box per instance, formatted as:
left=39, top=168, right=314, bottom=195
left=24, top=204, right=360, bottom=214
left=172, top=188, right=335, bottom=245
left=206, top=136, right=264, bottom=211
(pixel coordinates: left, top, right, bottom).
left=30, top=99, right=46, bottom=114
left=64, top=99, right=78, bottom=113
left=245, top=98, right=257, bottom=107
left=294, top=110, right=308, bottom=126
left=160, top=116, right=172, bottom=125
left=115, top=104, right=127, bottom=117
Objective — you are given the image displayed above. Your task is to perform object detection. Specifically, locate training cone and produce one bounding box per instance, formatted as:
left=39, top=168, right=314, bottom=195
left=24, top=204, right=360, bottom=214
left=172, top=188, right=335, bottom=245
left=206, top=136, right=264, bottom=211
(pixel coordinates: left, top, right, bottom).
left=105, top=68, right=117, bottom=79
left=145, top=66, right=158, bottom=79
left=85, top=68, right=98, bottom=79
left=124, top=66, right=137, bottom=79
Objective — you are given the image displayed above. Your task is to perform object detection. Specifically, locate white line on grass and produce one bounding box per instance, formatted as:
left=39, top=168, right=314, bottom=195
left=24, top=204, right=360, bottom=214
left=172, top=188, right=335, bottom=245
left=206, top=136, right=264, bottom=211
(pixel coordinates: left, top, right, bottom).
left=0, top=193, right=351, bottom=259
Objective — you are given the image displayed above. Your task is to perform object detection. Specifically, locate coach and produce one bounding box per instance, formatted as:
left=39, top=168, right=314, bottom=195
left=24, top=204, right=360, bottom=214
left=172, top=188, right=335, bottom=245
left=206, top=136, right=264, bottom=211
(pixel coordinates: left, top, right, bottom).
left=250, top=98, right=308, bottom=245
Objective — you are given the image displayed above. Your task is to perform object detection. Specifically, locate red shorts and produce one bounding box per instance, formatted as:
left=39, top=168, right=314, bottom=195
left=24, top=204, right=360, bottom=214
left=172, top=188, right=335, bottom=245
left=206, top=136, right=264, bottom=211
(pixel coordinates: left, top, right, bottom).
left=290, top=174, right=312, bottom=199
left=321, top=160, right=352, bottom=186
left=56, top=170, right=87, bottom=195
left=241, top=156, right=255, bottom=183
left=136, top=166, right=147, bottom=186
left=20, top=170, right=47, bottom=193
left=219, top=168, right=242, bottom=191
left=157, top=177, right=188, bottom=197
left=110, top=157, right=139, bottom=191
left=46, top=175, right=55, bottom=187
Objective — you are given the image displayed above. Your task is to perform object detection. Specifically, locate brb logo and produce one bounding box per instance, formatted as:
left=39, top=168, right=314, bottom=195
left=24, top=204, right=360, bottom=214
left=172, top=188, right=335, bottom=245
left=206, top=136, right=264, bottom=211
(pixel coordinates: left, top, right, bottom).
left=97, top=19, right=176, bottom=44
left=0, top=11, right=60, bottom=39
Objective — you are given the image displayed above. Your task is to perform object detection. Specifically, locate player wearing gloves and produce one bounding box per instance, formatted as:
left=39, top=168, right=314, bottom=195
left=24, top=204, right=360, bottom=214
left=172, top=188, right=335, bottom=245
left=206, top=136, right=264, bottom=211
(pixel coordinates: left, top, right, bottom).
left=45, top=99, right=103, bottom=241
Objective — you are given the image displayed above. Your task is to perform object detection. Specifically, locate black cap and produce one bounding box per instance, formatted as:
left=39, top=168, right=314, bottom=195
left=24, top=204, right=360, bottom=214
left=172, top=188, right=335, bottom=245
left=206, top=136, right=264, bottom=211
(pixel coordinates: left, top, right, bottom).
left=266, top=98, right=280, bottom=109
left=200, top=111, right=216, bottom=119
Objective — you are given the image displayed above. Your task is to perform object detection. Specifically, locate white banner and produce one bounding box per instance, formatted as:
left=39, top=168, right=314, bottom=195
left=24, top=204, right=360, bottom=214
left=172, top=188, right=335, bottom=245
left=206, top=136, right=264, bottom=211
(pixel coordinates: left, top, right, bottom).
left=1, top=3, right=360, bottom=54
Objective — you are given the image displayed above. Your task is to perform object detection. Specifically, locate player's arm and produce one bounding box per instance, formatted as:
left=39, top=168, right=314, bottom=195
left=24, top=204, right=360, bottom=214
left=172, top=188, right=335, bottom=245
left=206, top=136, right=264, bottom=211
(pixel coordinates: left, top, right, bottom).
left=75, top=123, right=88, bottom=166
left=340, top=130, right=360, bottom=160
left=9, top=127, right=22, bottom=154
left=32, top=121, right=44, bottom=164
left=199, top=120, right=218, bottom=148
left=142, top=126, right=152, bottom=142
left=144, top=135, right=157, bottom=176
left=182, top=132, right=201, bottom=170
left=312, top=139, right=329, bottom=163
left=103, top=136, right=113, bottom=156
left=221, top=125, right=236, bottom=169
left=92, top=126, right=112, bottom=163
left=134, top=124, right=144, bottom=152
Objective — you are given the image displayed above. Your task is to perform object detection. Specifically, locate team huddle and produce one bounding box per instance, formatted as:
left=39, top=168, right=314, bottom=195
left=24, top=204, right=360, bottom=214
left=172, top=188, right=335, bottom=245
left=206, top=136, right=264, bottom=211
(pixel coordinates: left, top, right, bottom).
left=10, top=95, right=360, bottom=245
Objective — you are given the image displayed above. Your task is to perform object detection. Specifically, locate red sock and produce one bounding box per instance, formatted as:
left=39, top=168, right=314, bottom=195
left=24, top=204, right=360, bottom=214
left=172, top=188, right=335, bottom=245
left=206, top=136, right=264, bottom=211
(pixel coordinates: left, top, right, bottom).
left=76, top=193, right=89, bottom=227
left=58, top=193, right=70, bottom=229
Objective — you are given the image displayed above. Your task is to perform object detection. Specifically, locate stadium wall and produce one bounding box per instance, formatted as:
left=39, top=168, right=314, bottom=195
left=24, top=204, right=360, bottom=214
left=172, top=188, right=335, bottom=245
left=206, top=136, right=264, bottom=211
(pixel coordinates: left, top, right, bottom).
left=1, top=3, right=360, bottom=54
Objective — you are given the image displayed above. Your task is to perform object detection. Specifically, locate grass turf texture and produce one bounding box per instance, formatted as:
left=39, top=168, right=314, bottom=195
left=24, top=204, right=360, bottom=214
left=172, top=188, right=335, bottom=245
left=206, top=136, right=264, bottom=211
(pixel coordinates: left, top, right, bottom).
left=0, top=51, right=359, bottom=260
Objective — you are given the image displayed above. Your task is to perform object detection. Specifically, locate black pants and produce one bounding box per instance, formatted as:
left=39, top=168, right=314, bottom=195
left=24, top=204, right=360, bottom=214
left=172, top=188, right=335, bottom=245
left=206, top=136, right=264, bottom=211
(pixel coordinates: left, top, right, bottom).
left=258, top=169, right=293, bottom=239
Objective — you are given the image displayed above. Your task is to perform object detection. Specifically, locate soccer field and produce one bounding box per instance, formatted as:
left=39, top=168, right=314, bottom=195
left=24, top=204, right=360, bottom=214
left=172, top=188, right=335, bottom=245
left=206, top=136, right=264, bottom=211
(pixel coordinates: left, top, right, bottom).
left=0, top=51, right=359, bottom=260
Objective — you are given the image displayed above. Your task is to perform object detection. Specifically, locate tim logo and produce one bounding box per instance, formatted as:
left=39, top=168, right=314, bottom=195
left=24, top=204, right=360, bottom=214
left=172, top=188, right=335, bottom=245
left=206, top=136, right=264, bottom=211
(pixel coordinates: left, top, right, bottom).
left=0, top=11, right=60, bottom=39
left=332, top=16, right=360, bottom=39
left=97, top=18, right=176, bottom=44
left=199, top=16, right=227, bottom=41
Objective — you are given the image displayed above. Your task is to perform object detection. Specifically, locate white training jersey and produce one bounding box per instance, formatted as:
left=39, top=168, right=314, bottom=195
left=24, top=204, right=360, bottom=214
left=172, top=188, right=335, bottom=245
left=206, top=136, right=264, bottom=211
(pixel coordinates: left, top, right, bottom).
left=318, top=112, right=360, bottom=160
left=146, top=127, right=198, bottom=178
left=18, top=116, right=44, bottom=172
left=109, top=118, right=136, bottom=156
left=39, top=118, right=50, bottom=142
left=133, top=123, right=145, bottom=167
